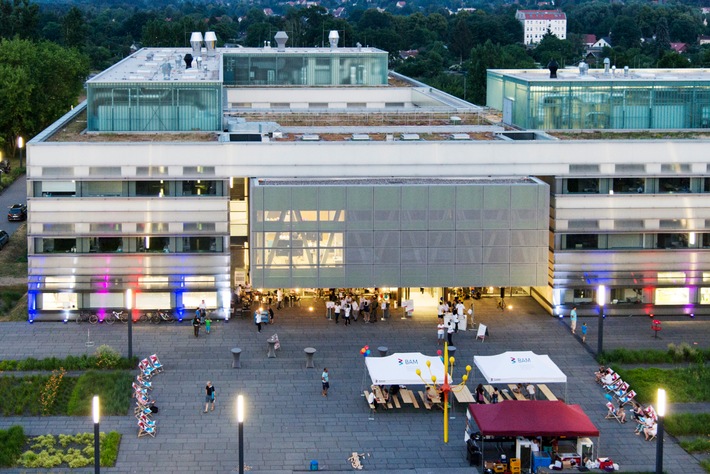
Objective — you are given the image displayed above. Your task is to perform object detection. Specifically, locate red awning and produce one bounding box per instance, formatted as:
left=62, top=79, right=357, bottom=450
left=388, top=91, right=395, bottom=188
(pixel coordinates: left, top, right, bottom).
left=468, top=400, right=599, bottom=438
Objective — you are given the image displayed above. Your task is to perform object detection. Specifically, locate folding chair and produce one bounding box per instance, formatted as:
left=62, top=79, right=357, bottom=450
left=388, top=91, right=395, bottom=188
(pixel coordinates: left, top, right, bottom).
left=136, top=375, right=152, bottom=390
left=603, top=376, right=623, bottom=393
left=138, top=420, right=157, bottom=437
left=137, top=413, right=156, bottom=427
left=612, top=382, right=629, bottom=399
left=644, top=405, right=658, bottom=422
left=605, top=402, right=622, bottom=423
left=619, top=390, right=636, bottom=406
left=134, top=404, right=153, bottom=418
left=149, top=354, right=164, bottom=373
left=132, top=382, right=148, bottom=396
left=139, top=359, right=155, bottom=379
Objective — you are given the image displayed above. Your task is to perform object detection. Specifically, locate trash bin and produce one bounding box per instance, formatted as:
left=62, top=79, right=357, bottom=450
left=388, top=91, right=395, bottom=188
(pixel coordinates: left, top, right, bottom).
left=310, top=460, right=319, bottom=471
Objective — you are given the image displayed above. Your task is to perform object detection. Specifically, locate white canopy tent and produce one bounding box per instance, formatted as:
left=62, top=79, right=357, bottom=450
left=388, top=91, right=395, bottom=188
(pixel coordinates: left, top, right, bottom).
left=473, top=351, right=568, bottom=400
left=366, top=352, right=447, bottom=386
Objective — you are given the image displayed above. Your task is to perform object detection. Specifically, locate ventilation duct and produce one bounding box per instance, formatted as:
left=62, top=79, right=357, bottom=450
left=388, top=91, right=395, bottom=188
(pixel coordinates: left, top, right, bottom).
left=328, top=30, right=339, bottom=49
left=275, top=31, right=288, bottom=52
left=190, top=32, right=204, bottom=56
left=204, top=31, right=217, bottom=55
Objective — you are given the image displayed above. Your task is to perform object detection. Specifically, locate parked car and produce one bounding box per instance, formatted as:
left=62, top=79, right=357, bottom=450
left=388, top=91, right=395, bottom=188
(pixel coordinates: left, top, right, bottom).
left=0, top=230, right=8, bottom=249
left=7, top=203, right=27, bottom=221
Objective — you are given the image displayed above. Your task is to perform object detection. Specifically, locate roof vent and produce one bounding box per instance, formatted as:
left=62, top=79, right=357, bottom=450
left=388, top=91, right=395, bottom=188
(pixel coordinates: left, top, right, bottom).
left=301, top=134, right=320, bottom=141
left=204, top=31, right=217, bottom=55
left=190, top=32, right=204, bottom=56
left=275, top=31, right=288, bottom=52
left=401, top=133, right=420, bottom=141
left=328, top=30, right=339, bottom=49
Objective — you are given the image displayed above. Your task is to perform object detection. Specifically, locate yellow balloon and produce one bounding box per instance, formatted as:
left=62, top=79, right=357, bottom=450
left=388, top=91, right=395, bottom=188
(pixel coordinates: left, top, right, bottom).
left=449, top=356, right=455, bottom=364
left=462, top=374, right=468, bottom=382
left=431, top=375, right=437, bottom=383
left=415, top=369, right=421, bottom=376
left=466, top=365, right=472, bottom=373
left=426, top=360, right=431, bottom=367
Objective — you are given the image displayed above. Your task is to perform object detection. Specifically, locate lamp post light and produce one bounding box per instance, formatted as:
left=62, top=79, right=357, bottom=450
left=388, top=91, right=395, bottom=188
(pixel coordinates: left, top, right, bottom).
left=656, top=388, right=666, bottom=474
left=237, top=395, right=245, bottom=474
left=16, top=136, right=24, bottom=169
left=597, top=285, right=606, bottom=356
left=92, top=395, right=100, bottom=474
left=125, top=289, right=133, bottom=360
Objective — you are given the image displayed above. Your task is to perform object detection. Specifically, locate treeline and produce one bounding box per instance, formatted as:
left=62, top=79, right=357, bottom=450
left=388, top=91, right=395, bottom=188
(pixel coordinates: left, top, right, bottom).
left=2, top=0, right=710, bottom=152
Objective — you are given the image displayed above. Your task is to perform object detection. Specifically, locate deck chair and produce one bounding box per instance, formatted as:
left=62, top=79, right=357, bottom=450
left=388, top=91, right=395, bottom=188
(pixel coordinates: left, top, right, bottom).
left=619, top=390, right=636, bottom=406
left=138, top=420, right=157, bottom=437
left=644, top=405, right=658, bottom=422
left=136, top=375, right=152, bottom=390
left=149, top=354, right=164, bottom=373
left=137, top=413, right=156, bottom=427
left=139, top=359, right=155, bottom=379
left=612, top=382, right=629, bottom=399
left=132, top=382, right=148, bottom=396
left=134, top=403, right=153, bottom=418
left=605, top=402, right=623, bottom=423
left=603, top=376, right=623, bottom=393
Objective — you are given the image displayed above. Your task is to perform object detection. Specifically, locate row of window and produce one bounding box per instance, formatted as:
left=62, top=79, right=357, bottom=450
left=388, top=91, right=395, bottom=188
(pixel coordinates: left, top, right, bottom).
left=36, top=236, right=225, bottom=254
left=561, top=233, right=709, bottom=250
left=566, top=287, right=710, bottom=305
left=563, top=177, right=708, bottom=194
left=34, top=180, right=225, bottom=198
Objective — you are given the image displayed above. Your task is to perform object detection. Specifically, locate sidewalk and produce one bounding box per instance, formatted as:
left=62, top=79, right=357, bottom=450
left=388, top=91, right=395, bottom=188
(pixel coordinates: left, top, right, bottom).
left=0, top=297, right=706, bottom=473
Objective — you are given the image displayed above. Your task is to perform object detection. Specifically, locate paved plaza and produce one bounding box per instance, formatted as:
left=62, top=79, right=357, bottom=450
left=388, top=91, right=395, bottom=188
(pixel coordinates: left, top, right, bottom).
left=0, top=296, right=708, bottom=473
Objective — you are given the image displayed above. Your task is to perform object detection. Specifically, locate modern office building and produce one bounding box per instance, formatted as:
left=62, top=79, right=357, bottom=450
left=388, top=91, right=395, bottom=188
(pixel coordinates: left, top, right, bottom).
left=515, top=10, right=567, bottom=46
left=25, top=33, right=710, bottom=321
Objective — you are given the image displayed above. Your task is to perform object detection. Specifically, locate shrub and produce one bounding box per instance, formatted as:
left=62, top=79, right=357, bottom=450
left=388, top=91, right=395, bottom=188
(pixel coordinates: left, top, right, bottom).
left=40, top=368, right=66, bottom=416
left=0, top=426, right=25, bottom=467
left=679, top=438, right=710, bottom=453
left=66, top=371, right=133, bottom=416
left=101, top=431, right=121, bottom=466
left=15, top=431, right=120, bottom=469
left=94, top=345, right=121, bottom=369
left=0, top=354, right=136, bottom=372
left=665, top=413, right=710, bottom=436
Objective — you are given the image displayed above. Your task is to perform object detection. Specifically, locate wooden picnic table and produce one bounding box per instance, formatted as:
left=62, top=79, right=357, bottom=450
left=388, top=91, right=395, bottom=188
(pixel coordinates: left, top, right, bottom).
left=538, top=384, right=558, bottom=401
left=508, top=384, right=528, bottom=401
left=399, top=388, right=420, bottom=408
left=453, top=385, right=476, bottom=403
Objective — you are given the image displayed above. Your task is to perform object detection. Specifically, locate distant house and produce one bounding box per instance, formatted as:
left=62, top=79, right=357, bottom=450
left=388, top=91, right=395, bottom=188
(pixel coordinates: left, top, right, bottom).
left=396, top=1, right=406, bottom=8
left=263, top=8, right=274, bottom=16
left=515, top=10, right=567, bottom=45
left=332, top=7, right=346, bottom=18
left=582, top=34, right=597, bottom=48
left=701, top=7, right=710, bottom=14
left=670, top=43, right=688, bottom=54
left=399, top=49, right=419, bottom=60
left=699, top=35, right=710, bottom=45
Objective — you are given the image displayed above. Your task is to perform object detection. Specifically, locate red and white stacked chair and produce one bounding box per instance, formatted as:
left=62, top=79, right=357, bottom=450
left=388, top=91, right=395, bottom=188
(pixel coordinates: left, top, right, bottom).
left=136, top=354, right=163, bottom=437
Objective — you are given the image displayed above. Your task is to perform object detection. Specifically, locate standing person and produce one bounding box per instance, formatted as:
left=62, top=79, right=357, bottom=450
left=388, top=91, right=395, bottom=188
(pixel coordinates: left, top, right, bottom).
left=447, top=322, right=454, bottom=345
left=254, top=309, right=263, bottom=332
left=199, top=299, right=207, bottom=319
left=370, top=297, right=378, bottom=323
left=268, top=305, right=274, bottom=324
left=192, top=309, right=201, bottom=337
left=276, top=289, right=283, bottom=309
left=381, top=299, right=387, bottom=321
left=452, top=312, right=460, bottom=334
left=205, top=315, right=212, bottom=334
left=437, top=298, right=446, bottom=321
left=570, top=307, right=578, bottom=334
left=204, top=381, right=215, bottom=413
left=475, top=384, right=485, bottom=404
left=491, top=388, right=500, bottom=404
left=437, top=321, right=445, bottom=345
left=526, top=383, right=536, bottom=400
left=362, top=299, right=370, bottom=323
left=321, top=368, right=330, bottom=397
left=351, top=298, right=359, bottom=322
left=344, top=303, right=351, bottom=325
left=455, top=300, right=465, bottom=332
left=581, top=323, right=588, bottom=343
left=334, top=301, right=341, bottom=324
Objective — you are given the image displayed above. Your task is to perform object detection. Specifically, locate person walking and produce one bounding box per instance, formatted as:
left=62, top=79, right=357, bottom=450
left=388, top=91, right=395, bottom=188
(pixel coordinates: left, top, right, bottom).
left=205, top=315, right=212, bottom=334
left=362, top=299, right=370, bottom=323
left=344, top=303, right=351, bottom=325
left=321, top=368, right=330, bottom=397
left=370, top=298, right=378, bottom=323
left=437, top=321, right=445, bottom=345
left=192, top=309, right=201, bottom=337
left=276, top=289, right=283, bottom=309
left=204, top=381, right=216, bottom=413
left=268, top=305, right=274, bottom=324
left=380, top=299, right=387, bottom=321
left=334, top=301, right=341, bottom=324
left=351, top=299, right=359, bottom=322
left=581, top=323, right=588, bottom=343
left=437, top=298, right=446, bottom=321
left=254, top=309, right=263, bottom=332
left=570, top=307, right=578, bottom=334
left=447, top=322, right=454, bottom=345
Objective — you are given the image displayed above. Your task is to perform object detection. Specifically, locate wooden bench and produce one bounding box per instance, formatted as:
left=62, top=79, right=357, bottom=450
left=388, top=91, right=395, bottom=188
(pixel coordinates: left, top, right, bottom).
left=418, top=391, right=433, bottom=410
left=454, top=385, right=477, bottom=403
left=508, top=384, right=528, bottom=401
left=392, top=392, right=402, bottom=409
left=538, top=384, right=558, bottom=401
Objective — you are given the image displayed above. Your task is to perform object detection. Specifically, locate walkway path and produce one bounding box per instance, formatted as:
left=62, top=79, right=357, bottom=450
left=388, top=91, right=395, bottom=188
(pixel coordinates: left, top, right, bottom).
left=0, top=297, right=706, bottom=473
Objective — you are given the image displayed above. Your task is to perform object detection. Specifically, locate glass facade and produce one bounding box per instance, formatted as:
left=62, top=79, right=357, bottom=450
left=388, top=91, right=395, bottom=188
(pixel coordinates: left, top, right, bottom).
left=223, top=52, right=388, bottom=87
left=250, top=179, right=549, bottom=289
left=87, top=82, right=222, bottom=131
left=487, top=70, right=710, bottom=130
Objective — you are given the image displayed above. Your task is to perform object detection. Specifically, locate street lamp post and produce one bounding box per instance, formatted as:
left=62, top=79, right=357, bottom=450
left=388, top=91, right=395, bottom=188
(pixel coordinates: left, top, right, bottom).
left=656, top=388, right=666, bottom=474
left=16, top=136, right=24, bottom=170
left=237, top=395, right=245, bottom=474
left=126, top=289, right=133, bottom=360
left=92, top=395, right=100, bottom=474
left=597, top=285, right=606, bottom=356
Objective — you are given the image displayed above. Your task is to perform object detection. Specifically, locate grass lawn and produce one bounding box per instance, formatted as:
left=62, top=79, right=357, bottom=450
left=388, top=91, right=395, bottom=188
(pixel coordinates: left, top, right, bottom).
left=613, top=365, right=710, bottom=404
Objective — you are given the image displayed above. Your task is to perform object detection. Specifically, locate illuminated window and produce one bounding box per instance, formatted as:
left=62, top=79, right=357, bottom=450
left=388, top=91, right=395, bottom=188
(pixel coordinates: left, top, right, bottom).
left=655, top=287, right=689, bottom=305
left=657, top=271, right=686, bottom=284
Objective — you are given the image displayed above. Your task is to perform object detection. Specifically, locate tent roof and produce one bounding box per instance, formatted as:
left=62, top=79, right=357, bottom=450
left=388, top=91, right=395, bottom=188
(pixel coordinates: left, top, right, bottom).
left=365, top=352, right=446, bottom=386
left=474, top=351, right=567, bottom=384
left=468, top=401, right=599, bottom=437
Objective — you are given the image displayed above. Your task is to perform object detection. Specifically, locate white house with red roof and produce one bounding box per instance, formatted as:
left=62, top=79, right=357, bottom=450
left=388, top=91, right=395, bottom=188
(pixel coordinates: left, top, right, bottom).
left=515, top=9, right=567, bottom=45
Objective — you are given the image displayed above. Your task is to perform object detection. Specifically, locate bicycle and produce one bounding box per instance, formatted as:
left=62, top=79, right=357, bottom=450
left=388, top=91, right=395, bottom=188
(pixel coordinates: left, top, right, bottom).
left=149, top=310, right=174, bottom=324
left=105, top=310, right=127, bottom=324
left=76, top=310, right=99, bottom=324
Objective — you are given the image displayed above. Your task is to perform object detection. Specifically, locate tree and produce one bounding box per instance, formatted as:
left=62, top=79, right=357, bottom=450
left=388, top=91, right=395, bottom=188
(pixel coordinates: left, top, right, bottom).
left=669, top=14, right=701, bottom=44
left=657, top=51, right=690, bottom=68
left=468, top=40, right=534, bottom=105
left=532, top=33, right=580, bottom=67
left=0, top=0, right=40, bottom=40
left=655, top=17, right=671, bottom=59
left=611, top=16, right=641, bottom=50
left=62, top=7, right=87, bottom=49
